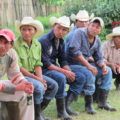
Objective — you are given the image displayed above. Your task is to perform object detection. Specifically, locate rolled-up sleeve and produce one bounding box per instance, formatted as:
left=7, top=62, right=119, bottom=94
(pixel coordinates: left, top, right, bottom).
left=69, top=29, right=83, bottom=57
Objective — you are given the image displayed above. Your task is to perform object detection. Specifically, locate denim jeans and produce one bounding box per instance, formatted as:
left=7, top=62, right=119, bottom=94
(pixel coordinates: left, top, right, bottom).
left=25, top=75, right=58, bottom=104
left=92, top=64, right=112, bottom=90
left=70, top=65, right=96, bottom=95
left=43, top=75, right=58, bottom=100
left=43, top=70, right=67, bottom=98
left=43, top=68, right=86, bottom=98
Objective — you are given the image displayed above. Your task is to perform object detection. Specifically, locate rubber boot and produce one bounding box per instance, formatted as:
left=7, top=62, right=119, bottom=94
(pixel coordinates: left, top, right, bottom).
left=98, top=89, right=117, bottom=111
left=85, top=95, right=96, bottom=114
left=5, top=101, right=20, bottom=120
left=35, top=104, right=44, bottom=120
left=66, top=91, right=79, bottom=115
left=114, top=78, right=120, bottom=90
left=56, top=98, right=73, bottom=120
left=41, top=99, right=51, bottom=120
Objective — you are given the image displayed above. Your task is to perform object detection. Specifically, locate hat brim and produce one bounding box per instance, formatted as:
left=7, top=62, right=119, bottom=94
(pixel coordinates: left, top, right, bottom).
left=15, top=21, right=44, bottom=36
left=106, top=33, right=120, bottom=40
left=0, top=34, right=11, bottom=41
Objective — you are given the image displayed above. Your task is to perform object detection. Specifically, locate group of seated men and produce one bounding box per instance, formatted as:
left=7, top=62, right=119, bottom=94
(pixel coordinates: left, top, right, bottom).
left=0, top=9, right=120, bottom=120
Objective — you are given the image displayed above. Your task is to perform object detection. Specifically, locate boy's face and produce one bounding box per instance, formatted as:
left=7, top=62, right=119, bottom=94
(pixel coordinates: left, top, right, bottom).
left=0, top=37, right=13, bottom=56
left=20, top=25, right=37, bottom=41
left=88, top=22, right=102, bottom=37
left=53, top=24, right=69, bottom=39
left=76, top=20, right=89, bottom=28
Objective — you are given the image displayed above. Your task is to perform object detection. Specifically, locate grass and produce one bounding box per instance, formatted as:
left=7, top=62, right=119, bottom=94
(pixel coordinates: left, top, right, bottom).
left=44, top=80, right=120, bottom=120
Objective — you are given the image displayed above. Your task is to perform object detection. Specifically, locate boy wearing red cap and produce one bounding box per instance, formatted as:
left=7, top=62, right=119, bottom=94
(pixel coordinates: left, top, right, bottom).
left=0, top=29, right=34, bottom=120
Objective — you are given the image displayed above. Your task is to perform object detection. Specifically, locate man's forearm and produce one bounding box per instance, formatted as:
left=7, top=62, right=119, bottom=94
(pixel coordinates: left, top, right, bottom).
left=48, top=64, right=66, bottom=74
left=76, top=55, right=91, bottom=68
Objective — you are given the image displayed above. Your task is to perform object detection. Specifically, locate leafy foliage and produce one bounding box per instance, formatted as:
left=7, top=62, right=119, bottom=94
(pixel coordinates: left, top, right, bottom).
left=63, top=0, right=120, bottom=28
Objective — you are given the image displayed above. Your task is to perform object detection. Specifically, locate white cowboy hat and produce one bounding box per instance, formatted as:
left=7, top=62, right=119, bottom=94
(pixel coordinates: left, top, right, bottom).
left=106, top=27, right=120, bottom=40
left=15, top=16, right=44, bottom=36
left=49, top=16, right=71, bottom=29
left=90, top=17, right=104, bottom=28
left=70, top=10, right=94, bottom=22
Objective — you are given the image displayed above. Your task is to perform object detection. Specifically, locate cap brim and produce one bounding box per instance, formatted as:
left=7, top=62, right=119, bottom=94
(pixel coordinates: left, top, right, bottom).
left=0, top=34, right=11, bottom=41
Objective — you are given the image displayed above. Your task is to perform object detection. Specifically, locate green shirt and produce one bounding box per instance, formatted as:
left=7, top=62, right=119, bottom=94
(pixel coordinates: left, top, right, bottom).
left=14, top=36, right=43, bottom=72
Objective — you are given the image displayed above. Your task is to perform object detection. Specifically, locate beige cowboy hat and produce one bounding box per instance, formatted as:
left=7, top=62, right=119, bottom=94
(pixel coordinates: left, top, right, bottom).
left=15, top=16, right=44, bottom=36
left=90, top=17, right=104, bottom=28
left=70, top=10, right=94, bottom=22
left=106, top=27, right=120, bottom=40
left=49, top=16, right=71, bottom=29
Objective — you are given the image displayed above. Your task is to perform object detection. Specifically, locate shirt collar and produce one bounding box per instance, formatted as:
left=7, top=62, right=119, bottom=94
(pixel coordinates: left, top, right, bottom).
left=18, top=36, right=38, bottom=47
left=49, top=29, right=64, bottom=43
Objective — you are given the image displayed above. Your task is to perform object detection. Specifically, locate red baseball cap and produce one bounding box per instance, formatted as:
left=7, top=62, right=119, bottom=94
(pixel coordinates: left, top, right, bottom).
left=0, top=29, right=15, bottom=42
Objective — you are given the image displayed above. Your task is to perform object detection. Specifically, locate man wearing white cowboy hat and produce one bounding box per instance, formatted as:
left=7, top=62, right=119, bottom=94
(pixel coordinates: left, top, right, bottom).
left=66, top=10, right=94, bottom=47
left=39, top=16, right=87, bottom=120
left=66, top=17, right=117, bottom=113
left=0, top=29, right=34, bottom=120
left=103, top=26, right=120, bottom=90
left=14, top=16, right=58, bottom=120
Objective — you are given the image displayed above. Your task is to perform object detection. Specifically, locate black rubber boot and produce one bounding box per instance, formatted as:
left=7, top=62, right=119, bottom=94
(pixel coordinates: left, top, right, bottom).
left=114, top=78, right=120, bottom=90
left=41, top=99, right=51, bottom=120
left=35, top=104, right=44, bottom=120
left=66, top=91, right=79, bottom=115
left=56, top=98, right=73, bottom=120
left=85, top=95, right=96, bottom=114
left=93, top=84, right=100, bottom=103
left=5, top=102, right=20, bottom=120
left=98, top=89, right=117, bottom=111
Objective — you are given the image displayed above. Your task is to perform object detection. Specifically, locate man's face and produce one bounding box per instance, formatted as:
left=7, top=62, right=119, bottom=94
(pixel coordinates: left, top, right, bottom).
left=76, top=20, right=89, bottom=28
left=113, top=36, right=120, bottom=47
left=20, top=25, right=37, bottom=41
left=88, top=22, right=102, bottom=37
left=53, top=24, right=69, bottom=39
left=0, top=37, right=13, bottom=56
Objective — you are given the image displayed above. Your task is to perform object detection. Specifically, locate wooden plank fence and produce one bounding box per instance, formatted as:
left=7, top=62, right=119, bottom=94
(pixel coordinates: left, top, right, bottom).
left=0, top=0, right=61, bottom=28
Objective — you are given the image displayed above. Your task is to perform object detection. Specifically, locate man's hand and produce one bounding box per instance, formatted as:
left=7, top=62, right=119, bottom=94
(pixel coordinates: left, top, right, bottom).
left=87, top=65, right=98, bottom=76
left=37, top=78, right=47, bottom=90
left=16, top=81, right=34, bottom=94
left=110, top=63, right=119, bottom=74
left=116, top=65, right=120, bottom=74
left=102, top=66, right=108, bottom=75
left=63, top=70, right=75, bottom=82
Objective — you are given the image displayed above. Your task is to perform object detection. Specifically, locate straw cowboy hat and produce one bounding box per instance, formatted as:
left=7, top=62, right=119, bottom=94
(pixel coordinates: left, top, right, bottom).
left=70, top=10, right=94, bottom=22
left=90, top=17, right=104, bottom=28
left=49, top=16, right=71, bottom=29
left=106, top=27, right=120, bottom=40
left=15, top=16, right=44, bottom=36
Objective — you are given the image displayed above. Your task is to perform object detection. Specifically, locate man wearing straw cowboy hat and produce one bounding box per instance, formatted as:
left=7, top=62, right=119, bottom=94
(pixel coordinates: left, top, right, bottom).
left=39, top=16, right=87, bottom=120
left=0, top=29, right=34, bottom=120
left=65, top=17, right=117, bottom=113
left=103, top=26, right=120, bottom=90
left=66, top=10, right=94, bottom=46
left=14, top=16, right=58, bottom=120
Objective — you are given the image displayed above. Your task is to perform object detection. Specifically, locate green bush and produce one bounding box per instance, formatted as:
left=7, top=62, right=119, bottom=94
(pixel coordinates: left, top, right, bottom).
left=36, top=13, right=61, bottom=30
left=63, top=0, right=120, bottom=28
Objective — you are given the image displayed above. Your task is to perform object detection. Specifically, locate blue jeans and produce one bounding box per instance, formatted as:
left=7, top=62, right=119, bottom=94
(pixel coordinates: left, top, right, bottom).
left=70, top=65, right=96, bottom=95
left=43, top=68, right=86, bottom=98
left=69, top=66, right=86, bottom=96
left=43, top=70, right=67, bottom=98
left=25, top=75, right=58, bottom=104
left=92, top=63, right=112, bottom=90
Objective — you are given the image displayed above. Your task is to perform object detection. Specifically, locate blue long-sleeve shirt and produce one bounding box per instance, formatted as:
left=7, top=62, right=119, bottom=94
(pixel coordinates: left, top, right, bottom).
left=39, top=30, right=68, bottom=69
left=65, top=27, right=104, bottom=65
